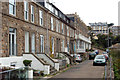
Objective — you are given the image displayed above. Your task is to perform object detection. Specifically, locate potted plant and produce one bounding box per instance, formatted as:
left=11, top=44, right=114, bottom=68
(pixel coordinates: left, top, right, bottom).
left=23, top=60, right=32, bottom=67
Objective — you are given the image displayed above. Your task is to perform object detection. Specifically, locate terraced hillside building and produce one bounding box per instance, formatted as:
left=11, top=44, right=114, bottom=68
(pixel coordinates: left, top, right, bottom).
left=0, top=0, right=75, bottom=57
left=67, top=13, right=91, bottom=53
left=0, top=0, right=76, bottom=74
left=110, top=26, right=120, bottom=36
left=0, top=0, right=91, bottom=74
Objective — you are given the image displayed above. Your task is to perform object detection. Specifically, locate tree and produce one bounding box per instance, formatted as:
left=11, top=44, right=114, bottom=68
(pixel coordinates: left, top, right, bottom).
left=112, top=35, right=120, bottom=44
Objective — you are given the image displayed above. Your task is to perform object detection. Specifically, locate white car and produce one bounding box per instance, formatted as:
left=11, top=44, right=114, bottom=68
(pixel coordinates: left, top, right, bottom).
left=93, top=55, right=106, bottom=66
left=71, top=54, right=82, bottom=63
left=102, top=52, right=109, bottom=60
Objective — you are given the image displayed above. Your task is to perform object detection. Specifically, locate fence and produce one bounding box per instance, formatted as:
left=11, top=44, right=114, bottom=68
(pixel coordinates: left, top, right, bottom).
left=0, top=67, right=29, bottom=80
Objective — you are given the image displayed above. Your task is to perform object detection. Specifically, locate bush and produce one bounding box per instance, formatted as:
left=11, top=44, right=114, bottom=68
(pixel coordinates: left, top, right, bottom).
left=67, top=64, right=70, bottom=67
left=23, top=60, right=32, bottom=66
left=41, top=71, right=44, bottom=76
left=110, top=50, right=120, bottom=80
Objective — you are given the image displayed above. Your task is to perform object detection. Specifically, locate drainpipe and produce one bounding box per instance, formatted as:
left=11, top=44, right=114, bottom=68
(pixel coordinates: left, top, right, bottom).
left=46, top=11, right=50, bottom=55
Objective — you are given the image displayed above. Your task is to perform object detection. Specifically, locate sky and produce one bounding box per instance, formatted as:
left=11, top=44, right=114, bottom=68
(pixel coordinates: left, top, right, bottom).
left=50, top=0, right=120, bottom=26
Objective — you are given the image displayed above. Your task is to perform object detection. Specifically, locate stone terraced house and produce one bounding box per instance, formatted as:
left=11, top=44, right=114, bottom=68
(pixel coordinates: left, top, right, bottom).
left=0, top=0, right=91, bottom=74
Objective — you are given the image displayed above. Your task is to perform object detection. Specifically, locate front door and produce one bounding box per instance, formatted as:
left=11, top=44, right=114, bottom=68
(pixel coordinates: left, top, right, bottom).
left=56, top=38, right=60, bottom=52
left=9, top=28, right=16, bottom=56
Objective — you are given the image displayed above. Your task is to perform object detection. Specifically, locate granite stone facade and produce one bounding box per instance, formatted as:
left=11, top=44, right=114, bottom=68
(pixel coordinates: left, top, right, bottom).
left=0, top=1, right=75, bottom=57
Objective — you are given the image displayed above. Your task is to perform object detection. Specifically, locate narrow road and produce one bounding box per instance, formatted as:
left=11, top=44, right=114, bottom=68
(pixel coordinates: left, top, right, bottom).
left=48, top=60, right=105, bottom=80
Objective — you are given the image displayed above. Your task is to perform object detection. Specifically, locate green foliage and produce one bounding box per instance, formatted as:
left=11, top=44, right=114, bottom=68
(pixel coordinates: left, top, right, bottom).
left=67, top=64, right=70, bottom=67
left=110, top=50, right=120, bottom=80
left=23, top=60, right=32, bottom=66
left=92, top=34, right=108, bottom=49
left=92, top=34, right=120, bottom=50
left=41, top=71, right=44, bottom=76
left=107, top=23, right=114, bottom=27
left=112, top=35, right=120, bottom=45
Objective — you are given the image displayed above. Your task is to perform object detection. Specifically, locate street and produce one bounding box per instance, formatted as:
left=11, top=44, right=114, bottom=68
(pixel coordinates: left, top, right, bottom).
left=48, top=60, right=105, bottom=80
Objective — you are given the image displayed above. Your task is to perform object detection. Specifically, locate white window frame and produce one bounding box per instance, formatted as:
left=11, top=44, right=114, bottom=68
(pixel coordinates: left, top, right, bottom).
left=39, top=10, right=43, bottom=26
left=31, top=5, right=34, bottom=23
left=67, top=41, right=69, bottom=52
left=51, top=17, right=54, bottom=30
left=25, top=32, right=29, bottom=53
left=67, top=26, right=69, bottom=36
left=40, top=35, right=44, bottom=53
left=70, top=28, right=71, bottom=37
left=24, top=1, right=29, bottom=21
left=52, top=37, right=54, bottom=54
left=77, top=40, right=80, bottom=49
left=9, top=0, right=16, bottom=16
left=55, top=9, right=58, bottom=16
left=59, top=22, right=61, bottom=33
left=9, top=28, right=16, bottom=56
left=31, top=33, right=35, bottom=53
left=61, top=40, right=64, bottom=51
left=56, top=20, right=58, bottom=32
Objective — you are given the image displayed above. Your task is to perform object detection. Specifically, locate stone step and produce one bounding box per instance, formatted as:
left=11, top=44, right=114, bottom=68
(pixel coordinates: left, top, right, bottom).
left=50, top=66, right=54, bottom=70
left=40, top=58, right=47, bottom=63
left=50, top=65, right=57, bottom=74
left=50, top=68, right=57, bottom=74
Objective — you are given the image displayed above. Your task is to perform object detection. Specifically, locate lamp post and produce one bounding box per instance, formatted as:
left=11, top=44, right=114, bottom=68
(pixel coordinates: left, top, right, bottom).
left=107, top=23, right=114, bottom=80
left=107, top=23, right=114, bottom=48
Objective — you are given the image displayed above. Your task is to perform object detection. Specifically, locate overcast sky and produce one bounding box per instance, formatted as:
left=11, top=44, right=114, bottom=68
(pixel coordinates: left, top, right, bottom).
left=51, top=0, right=119, bottom=26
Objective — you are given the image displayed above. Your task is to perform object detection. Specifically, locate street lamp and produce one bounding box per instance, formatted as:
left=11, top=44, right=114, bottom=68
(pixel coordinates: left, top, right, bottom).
left=107, top=23, right=114, bottom=48
left=107, top=23, right=114, bottom=80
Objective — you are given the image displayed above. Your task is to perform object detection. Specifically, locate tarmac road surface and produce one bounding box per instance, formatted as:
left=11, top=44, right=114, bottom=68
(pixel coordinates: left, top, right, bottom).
left=48, top=60, right=105, bottom=80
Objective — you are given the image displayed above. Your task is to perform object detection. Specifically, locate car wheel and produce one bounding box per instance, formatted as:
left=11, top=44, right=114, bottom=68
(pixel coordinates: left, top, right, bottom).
left=89, top=57, right=91, bottom=60
left=93, top=63, right=95, bottom=66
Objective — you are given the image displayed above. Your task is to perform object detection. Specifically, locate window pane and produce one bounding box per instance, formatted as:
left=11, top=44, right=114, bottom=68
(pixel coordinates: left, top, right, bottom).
left=9, top=4, right=13, bottom=14
left=39, top=10, right=43, bottom=25
left=31, top=5, right=34, bottom=22
left=40, top=35, right=44, bottom=53
left=9, top=0, right=15, bottom=5
left=31, top=33, right=35, bottom=53
left=51, top=17, right=53, bottom=30
left=25, top=32, right=29, bottom=52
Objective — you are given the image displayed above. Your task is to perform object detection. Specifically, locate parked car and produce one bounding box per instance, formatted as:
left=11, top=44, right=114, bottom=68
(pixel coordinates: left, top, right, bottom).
left=89, top=52, right=96, bottom=60
left=71, top=54, right=82, bottom=63
left=93, top=55, right=106, bottom=66
left=102, top=52, right=109, bottom=60
left=94, top=50, right=99, bottom=55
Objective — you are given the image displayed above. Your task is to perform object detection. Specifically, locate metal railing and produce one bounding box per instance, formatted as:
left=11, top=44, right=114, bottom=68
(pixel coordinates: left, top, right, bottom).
left=0, top=67, right=28, bottom=80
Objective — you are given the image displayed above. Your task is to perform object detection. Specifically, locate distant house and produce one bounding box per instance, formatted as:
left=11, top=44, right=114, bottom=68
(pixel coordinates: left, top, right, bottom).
left=89, top=22, right=108, bottom=35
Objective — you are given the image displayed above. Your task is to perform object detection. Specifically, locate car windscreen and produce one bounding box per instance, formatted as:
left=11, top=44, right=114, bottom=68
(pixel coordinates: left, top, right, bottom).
left=96, top=56, right=105, bottom=59
left=103, top=52, right=107, bottom=54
